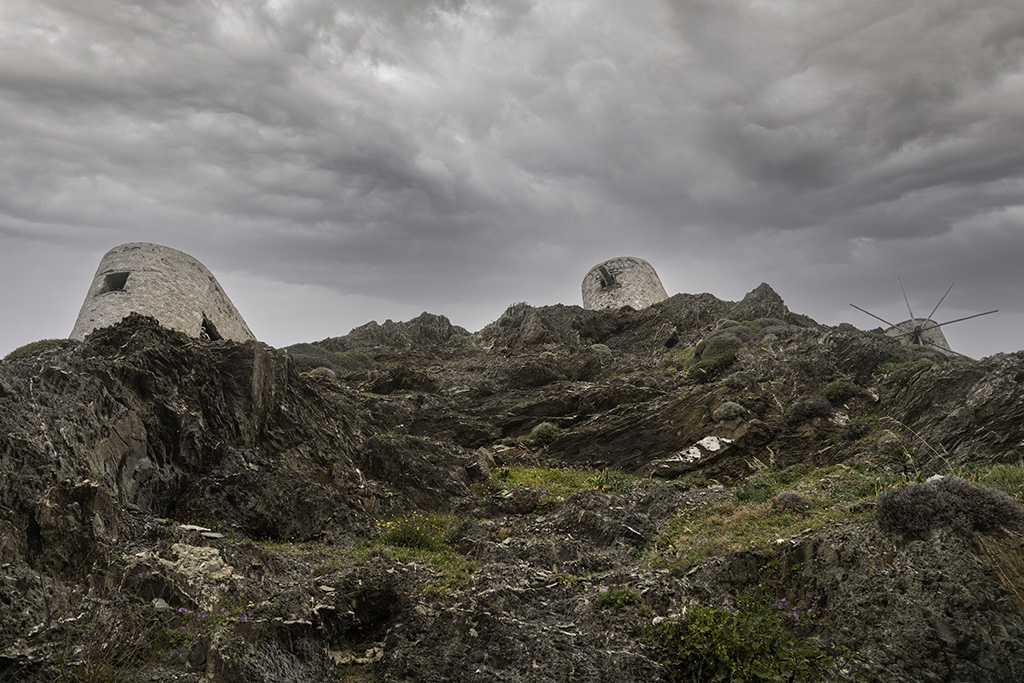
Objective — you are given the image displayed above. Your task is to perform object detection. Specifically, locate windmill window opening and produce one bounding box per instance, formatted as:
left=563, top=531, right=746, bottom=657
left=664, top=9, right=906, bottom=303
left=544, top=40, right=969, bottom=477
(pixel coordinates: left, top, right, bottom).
left=201, top=316, right=222, bottom=341
left=98, top=272, right=130, bottom=294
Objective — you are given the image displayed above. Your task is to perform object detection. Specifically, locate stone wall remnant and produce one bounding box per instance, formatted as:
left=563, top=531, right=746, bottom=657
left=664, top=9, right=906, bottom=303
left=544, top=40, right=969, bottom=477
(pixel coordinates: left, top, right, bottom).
left=581, top=256, right=668, bottom=311
left=70, top=242, right=255, bottom=343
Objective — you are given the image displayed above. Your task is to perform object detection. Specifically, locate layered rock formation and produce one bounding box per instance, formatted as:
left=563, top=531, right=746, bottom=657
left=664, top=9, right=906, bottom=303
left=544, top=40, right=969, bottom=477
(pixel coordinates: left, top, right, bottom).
left=3, top=284, right=1024, bottom=682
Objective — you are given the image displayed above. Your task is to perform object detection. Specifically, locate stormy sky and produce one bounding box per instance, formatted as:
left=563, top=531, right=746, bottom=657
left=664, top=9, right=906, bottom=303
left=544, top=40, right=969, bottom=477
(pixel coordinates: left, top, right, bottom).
left=1, top=0, right=1022, bottom=359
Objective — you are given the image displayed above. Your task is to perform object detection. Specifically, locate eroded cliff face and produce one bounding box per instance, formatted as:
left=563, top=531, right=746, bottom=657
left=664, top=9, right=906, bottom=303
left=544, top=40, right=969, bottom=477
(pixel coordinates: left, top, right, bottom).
left=2, top=288, right=1024, bottom=682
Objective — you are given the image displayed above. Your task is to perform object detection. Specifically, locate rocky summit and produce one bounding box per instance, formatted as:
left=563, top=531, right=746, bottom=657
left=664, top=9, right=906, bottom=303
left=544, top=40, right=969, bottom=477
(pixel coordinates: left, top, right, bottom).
left=3, top=284, right=1024, bottom=682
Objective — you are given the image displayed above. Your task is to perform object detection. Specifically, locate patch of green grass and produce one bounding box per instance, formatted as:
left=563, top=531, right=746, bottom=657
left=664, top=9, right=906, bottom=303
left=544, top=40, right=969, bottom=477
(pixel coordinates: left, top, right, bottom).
left=587, top=468, right=639, bottom=493
left=654, top=465, right=906, bottom=569
left=377, top=511, right=465, bottom=551
left=646, top=589, right=836, bottom=682
left=372, top=512, right=475, bottom=591
left=666, top=347, right=695, bottom=374
left=487, top=464, right=643, bottom=505
left=493, top=465, right=595, bottom=498
left=980, top=462, right=1024, bottom=498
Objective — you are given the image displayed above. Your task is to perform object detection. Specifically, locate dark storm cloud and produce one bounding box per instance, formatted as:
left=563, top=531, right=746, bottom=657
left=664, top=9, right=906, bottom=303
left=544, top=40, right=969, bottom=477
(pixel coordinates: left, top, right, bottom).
left=0, top=0, right=1022, bottom=357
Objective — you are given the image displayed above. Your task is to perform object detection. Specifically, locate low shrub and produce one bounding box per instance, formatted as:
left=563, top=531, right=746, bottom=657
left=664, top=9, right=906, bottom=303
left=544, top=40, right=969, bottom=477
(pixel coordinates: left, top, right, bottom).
left=788, top=395, right=832, bottom=423
left=287, top=344, right=375, bottom=374
left=528, top=422, right=563, bottom=447
left=876, top=477, right=1024, bottom=537
left=713, top=401, right=745, bottom=422
left=840, top=420, right=872, bottom=441
left=691, top=334, right=741, bottom=379
left=820, top=381, right=861, bottom=405
left=772, top=492, right=811, bottom=513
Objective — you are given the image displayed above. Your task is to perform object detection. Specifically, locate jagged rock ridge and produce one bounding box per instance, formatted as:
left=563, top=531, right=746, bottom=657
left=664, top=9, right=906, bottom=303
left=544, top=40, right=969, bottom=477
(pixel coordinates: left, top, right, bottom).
left=2, top=284, right=1024, bottom=681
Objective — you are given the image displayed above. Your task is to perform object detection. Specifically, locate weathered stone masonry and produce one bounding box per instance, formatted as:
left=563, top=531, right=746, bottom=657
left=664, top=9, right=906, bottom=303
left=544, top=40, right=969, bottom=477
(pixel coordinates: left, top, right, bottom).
left=70, top=242, right=255, bottom=343
left=581, top=256, right=668, bottom=311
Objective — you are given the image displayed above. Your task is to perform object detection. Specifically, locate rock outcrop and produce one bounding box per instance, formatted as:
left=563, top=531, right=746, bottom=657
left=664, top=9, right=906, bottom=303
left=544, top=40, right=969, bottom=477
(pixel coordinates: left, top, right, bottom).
left=2, top=284, right=1024, bottom=682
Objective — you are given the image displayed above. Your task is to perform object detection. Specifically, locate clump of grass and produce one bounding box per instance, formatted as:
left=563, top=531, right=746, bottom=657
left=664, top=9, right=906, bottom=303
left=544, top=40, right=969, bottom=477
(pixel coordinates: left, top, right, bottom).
left=366, top=513, right=477, bottom=591
left=587, top=468, right=638, bottom=493
left=980, top=463, right=1024, bottom=498
left=874, top=359, right=916, bottom=375
left=734, top=470, right=782, bottom=503
left=377, top=511, right=465, bottom=551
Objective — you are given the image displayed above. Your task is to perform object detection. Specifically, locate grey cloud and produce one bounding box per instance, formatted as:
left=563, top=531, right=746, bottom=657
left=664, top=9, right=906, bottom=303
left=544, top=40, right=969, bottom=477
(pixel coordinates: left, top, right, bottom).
left=0, top=0, right=1021, bottom=358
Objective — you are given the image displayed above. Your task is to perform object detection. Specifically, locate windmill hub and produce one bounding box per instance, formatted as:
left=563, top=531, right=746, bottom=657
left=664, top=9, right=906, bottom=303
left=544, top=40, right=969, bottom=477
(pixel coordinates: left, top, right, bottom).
left=885, top=317, right=951, bottom=352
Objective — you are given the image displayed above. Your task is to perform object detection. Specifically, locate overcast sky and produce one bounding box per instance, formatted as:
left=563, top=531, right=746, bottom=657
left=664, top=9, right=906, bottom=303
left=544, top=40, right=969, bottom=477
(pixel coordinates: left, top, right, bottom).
left=1, top=0, right=1021, bottom=359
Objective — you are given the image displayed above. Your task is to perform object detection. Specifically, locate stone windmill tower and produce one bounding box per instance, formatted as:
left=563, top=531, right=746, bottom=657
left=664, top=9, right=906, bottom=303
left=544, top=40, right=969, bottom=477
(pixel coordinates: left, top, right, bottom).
left=70, top=242, right=255, bottom=343
left=582, top=257, right=669, bottom=311
left=850, top=278, right=996, bottom=357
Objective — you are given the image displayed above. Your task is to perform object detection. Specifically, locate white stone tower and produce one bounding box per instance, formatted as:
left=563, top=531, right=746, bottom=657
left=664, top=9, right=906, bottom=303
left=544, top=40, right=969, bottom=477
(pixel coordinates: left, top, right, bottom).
left=582, top=257, right=668, bottom=311
left=70, top=242, right=255, bottom=343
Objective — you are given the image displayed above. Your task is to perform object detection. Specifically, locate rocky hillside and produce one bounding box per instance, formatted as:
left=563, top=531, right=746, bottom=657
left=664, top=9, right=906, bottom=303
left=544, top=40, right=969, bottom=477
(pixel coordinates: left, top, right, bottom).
left=3, top=284, right=1024, bottom=682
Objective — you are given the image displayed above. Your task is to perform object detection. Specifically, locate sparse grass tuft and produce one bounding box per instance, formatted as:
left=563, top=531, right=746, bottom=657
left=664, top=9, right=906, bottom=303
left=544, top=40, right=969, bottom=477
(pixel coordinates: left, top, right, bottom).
left=980, top=463, right=1024, bottom=499
left=483, top=463, right=643, bottom=508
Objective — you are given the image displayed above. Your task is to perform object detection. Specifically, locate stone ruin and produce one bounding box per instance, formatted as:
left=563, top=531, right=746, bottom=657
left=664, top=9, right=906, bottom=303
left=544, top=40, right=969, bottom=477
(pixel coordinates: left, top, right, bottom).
left=884, top=318, right=953, bottom=353
left=581, top=257, right=668, bottom=311
left=851, top=280, right=998, bottom=359
left=70, top=242, right=255, bottom=343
